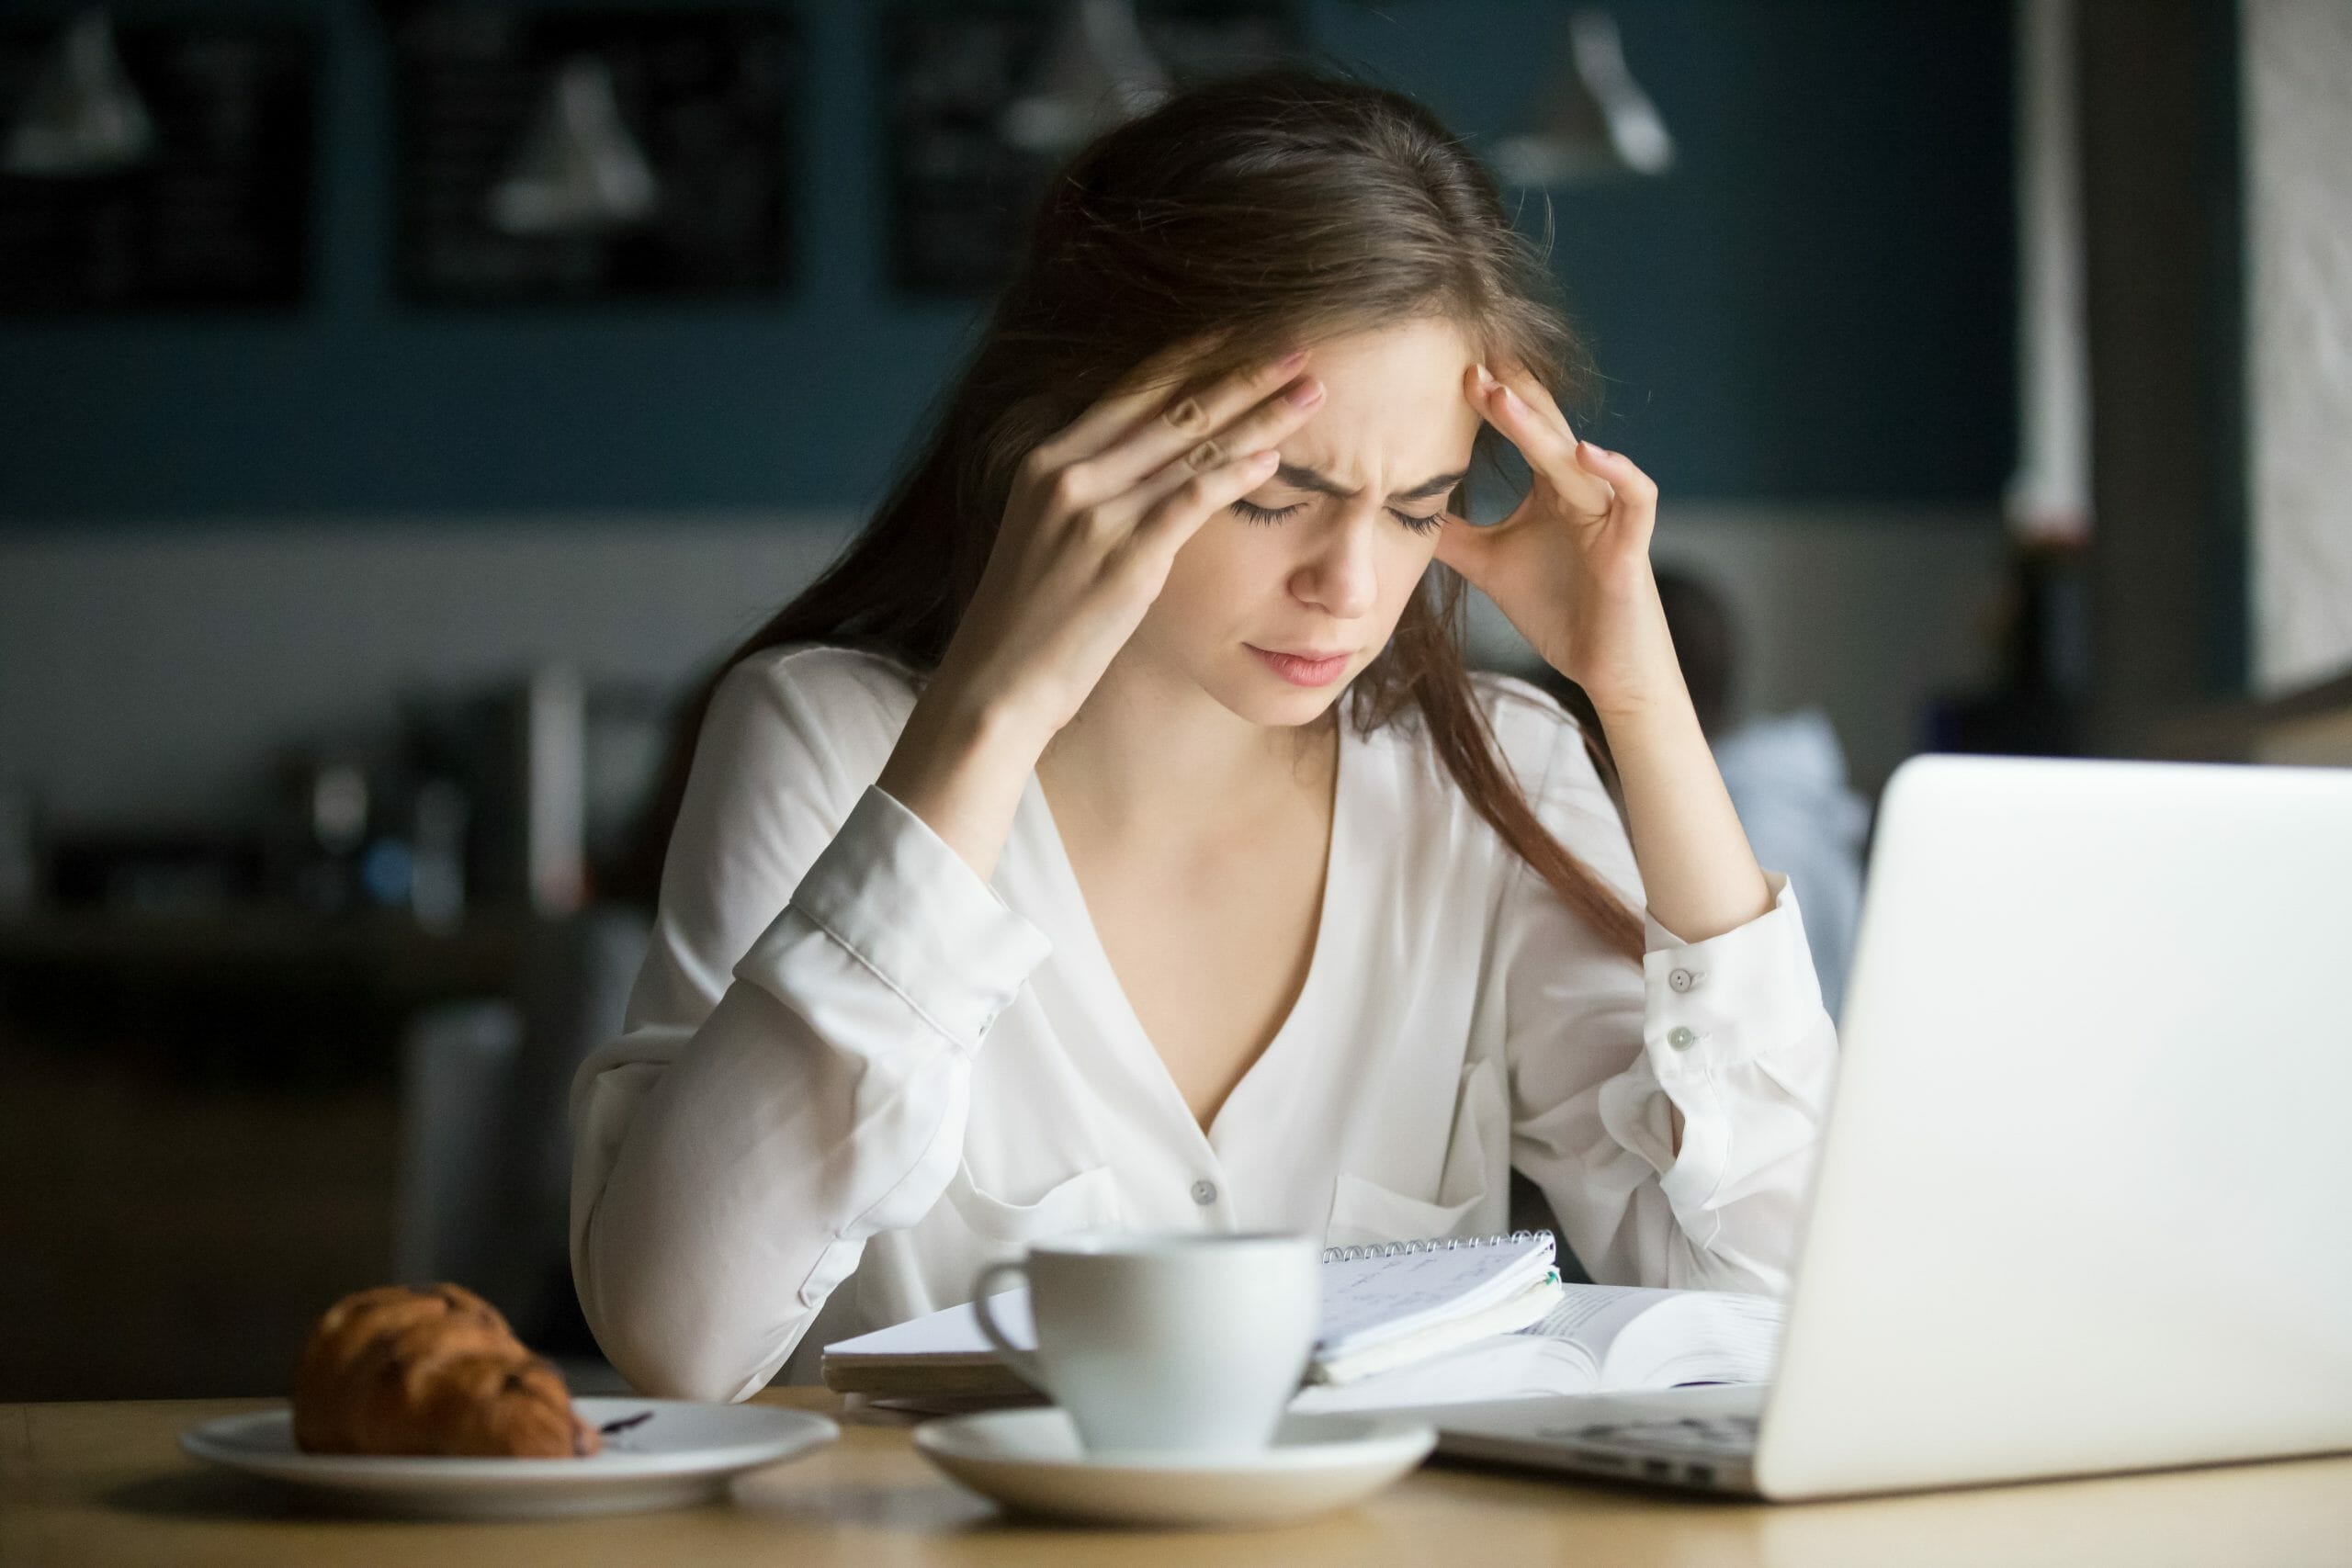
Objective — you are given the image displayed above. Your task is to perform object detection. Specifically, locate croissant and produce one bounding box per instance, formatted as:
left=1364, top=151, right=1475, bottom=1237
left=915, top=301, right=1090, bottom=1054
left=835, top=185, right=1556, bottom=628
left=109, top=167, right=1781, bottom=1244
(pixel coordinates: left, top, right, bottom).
left=292, top=1283, right=601, bottom=1458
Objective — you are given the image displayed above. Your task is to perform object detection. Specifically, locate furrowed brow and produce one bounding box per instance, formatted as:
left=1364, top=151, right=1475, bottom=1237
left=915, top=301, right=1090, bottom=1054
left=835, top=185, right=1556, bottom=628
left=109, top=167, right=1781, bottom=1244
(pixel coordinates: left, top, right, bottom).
left=1272, top=462, right=1468, bottom=503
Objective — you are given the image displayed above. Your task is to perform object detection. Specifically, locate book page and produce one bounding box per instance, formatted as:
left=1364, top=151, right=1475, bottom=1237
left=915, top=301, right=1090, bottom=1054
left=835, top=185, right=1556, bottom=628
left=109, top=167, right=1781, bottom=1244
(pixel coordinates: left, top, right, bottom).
left=1283, top=1283, right=1782, bottom=1413
left=824, top=1290, right=1029, bottom=1362
left=1532, top=1283, right=1680, bottom=1356
left=1598, top=1289, right=1785, bottom=1390
left=1287, top=1284, right=1667, bottom=1413
left=1290, top=1331, right=1602, bottom=1414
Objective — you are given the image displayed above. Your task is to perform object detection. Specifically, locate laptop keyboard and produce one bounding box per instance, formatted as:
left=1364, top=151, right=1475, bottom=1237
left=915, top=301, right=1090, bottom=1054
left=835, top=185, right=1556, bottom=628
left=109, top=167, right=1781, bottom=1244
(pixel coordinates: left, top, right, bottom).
left=1549, top=1415, right=1760, bottom=1455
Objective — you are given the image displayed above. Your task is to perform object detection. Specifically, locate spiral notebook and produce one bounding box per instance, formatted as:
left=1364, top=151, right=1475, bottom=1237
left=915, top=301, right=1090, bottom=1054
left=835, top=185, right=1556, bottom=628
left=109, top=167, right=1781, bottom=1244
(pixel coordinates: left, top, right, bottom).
left=820, top=1230, right=1564, bottom=1402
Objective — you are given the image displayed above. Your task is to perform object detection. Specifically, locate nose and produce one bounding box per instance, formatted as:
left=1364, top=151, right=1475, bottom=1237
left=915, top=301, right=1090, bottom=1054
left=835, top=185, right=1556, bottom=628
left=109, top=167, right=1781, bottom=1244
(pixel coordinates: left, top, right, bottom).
left=1287, top=502, right=1383, bottom=621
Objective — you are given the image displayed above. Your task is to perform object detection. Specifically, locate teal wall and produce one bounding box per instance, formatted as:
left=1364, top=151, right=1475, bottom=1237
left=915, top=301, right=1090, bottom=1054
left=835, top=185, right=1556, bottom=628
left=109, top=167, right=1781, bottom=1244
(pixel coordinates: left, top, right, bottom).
left=0, top=0, right=2015, bottom=522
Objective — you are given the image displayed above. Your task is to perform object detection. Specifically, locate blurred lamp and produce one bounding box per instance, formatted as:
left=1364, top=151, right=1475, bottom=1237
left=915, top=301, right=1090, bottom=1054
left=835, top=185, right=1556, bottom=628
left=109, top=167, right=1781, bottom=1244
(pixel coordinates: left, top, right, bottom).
left=485, top=56, right=659, bottom=237
left=1001, top=0, right=1170, bottom=157
left=4, top=9, right=153, bottom=178
left=1491, top=8, right=1674, bottom=188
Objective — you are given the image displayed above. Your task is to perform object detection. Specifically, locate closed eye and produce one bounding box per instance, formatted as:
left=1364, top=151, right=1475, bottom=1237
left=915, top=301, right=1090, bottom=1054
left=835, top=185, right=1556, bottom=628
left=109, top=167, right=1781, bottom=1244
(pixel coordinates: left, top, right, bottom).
left=1231, top=499, right=1444, bottom=536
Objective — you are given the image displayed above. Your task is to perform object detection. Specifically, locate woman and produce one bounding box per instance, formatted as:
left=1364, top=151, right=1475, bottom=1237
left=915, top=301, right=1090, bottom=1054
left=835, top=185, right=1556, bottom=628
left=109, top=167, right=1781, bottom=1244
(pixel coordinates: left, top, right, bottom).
left=571, top=70, right=1838, bottom=1403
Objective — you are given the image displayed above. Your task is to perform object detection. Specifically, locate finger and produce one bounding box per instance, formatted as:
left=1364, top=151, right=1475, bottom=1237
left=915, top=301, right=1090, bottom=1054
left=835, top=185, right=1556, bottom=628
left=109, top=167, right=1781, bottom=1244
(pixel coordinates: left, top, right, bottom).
left=1127, top=446, right=1284, bottom=556
left=1471, top=364, right=1613, bottom=517
left=1096, top=350, right=1323, bottom=495
left=1468, top=360, right=1575, bottom=460
left=1476, top=363, right=1603, bottom=498
left=1059, top=337, right=1306, bottom=482
left=1125, top=372, right=1326, bottom=513
left=1040, top=331, right=1234, bottom=462
left=1572, top=440, right=1659, bottom=521
left=1487, top=357, right=1576, bottom=433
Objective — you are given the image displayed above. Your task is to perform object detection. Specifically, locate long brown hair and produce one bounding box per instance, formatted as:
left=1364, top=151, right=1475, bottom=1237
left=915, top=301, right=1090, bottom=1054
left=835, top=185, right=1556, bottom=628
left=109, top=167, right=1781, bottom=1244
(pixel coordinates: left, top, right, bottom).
left=617, top=68, right=1644, bottom=963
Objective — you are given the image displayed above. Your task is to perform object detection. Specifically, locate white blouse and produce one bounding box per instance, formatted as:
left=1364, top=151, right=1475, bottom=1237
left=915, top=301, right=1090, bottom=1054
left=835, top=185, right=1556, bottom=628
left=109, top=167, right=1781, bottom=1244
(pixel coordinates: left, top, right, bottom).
left=570, top=643, right=1840, bottom=1402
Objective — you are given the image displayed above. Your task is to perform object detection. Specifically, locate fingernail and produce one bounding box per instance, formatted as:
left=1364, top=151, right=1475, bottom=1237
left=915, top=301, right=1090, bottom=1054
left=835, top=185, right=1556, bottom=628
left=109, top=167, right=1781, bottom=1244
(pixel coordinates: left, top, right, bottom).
left=1276, top=346, right=1308, bottom=371
left=1579, top=438, right=1610, bottom=459
left=1499, top=384, right=1526, bottom=412
left=1250, top=449, right=1281, bottom=470
left=1474, top=362, right=1495, bottom=387
left=1284, top=377, right=1324, bottom=407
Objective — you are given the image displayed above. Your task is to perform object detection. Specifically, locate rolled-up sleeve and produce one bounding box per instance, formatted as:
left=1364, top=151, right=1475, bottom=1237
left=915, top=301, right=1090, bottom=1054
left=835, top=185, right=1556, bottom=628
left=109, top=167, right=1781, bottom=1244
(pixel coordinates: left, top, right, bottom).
left=1500, top=714, right=1840, bottom=1299
left=783, top=785, right=1050, bottom=1053
left=568, top=651, right=1049, bottom=1403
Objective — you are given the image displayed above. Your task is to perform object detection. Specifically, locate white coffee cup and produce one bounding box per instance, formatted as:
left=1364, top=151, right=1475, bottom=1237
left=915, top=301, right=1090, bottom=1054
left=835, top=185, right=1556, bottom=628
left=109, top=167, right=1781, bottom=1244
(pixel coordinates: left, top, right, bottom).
left=971, top=1232, right=1320, bottom=1459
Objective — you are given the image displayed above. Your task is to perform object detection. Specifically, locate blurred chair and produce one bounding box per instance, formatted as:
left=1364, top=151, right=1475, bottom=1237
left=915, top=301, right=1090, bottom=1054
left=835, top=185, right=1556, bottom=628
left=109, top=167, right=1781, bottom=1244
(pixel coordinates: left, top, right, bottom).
left=393, top=904, right=649, bottom=1368
left=1710, top=708, right=1868, bottom=1020
left=1653, top=567, right=1867, bottom=1020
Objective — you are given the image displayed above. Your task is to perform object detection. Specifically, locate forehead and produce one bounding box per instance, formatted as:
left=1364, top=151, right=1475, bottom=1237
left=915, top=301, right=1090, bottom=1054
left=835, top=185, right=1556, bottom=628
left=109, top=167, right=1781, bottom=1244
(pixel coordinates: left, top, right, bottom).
left=1283, top=318, right=1482, bottom=468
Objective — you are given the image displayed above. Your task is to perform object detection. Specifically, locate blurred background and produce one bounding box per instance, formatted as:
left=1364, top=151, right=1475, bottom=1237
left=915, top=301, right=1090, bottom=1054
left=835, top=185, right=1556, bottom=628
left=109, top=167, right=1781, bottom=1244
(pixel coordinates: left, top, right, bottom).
left=2, top=0, right=2345, bottom=1403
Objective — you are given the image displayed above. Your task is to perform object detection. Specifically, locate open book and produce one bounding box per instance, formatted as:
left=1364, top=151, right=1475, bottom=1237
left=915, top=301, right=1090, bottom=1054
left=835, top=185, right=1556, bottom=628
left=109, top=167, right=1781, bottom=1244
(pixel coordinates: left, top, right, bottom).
left=822, top=1231, right=1564, bottom=1401
left=1291, top=1281, right=1785, bottom=1414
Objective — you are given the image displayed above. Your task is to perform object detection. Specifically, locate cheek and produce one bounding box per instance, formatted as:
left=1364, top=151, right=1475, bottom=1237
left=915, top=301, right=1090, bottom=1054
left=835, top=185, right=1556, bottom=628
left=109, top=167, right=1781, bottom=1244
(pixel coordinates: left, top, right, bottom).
left=1169, top=520, right=1284, bottom=599
left=1136, top=522, right=1264, bottom=636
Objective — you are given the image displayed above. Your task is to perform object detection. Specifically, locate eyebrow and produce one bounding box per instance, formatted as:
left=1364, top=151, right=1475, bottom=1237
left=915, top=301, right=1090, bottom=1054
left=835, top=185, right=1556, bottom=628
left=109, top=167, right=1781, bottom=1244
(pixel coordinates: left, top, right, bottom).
left=1271, top=461, right=1468, bottom=505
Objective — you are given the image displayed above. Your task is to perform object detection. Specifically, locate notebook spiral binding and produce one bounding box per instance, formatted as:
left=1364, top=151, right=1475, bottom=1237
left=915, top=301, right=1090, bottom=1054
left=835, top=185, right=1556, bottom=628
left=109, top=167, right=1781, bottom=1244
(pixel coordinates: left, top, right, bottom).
left=1318, top=1227, right=1555, bottom=1263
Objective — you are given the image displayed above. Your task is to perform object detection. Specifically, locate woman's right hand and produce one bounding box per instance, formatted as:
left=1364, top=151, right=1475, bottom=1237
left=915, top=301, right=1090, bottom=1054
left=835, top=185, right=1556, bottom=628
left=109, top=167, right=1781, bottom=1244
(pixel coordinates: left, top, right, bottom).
left=937, top=340, right=1328, bottom=739
left=875, top=340, right=1327, bottom=880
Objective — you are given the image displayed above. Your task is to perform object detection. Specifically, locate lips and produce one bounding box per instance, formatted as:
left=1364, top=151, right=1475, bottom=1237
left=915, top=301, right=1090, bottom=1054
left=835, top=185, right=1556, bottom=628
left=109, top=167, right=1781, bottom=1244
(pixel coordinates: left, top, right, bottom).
left=1247, top=644, right=1351, bottom=688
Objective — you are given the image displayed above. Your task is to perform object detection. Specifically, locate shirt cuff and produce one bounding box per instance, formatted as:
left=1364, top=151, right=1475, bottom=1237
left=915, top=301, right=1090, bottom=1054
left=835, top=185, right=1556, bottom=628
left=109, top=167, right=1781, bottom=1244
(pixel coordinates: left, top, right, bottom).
left=1641, top=870, right=1826, bottom=1072
left=1637, top=872, right=1826, bottom=1217
left=755, top=783, right=1052, bottom=1052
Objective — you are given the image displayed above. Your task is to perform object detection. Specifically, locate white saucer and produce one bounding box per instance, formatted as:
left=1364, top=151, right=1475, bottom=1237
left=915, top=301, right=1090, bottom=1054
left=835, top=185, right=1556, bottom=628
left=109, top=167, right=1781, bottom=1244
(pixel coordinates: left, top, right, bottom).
left=179, top=1397, right=837, bottom=1519
left=912, top=1406, right=1436, bottom=1529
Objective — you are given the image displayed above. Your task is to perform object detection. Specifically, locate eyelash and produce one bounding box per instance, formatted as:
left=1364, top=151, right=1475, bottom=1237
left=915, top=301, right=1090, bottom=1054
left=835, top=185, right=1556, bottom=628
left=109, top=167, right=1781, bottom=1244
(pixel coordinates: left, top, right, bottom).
left=1230, top=499, right=1445, bottom=536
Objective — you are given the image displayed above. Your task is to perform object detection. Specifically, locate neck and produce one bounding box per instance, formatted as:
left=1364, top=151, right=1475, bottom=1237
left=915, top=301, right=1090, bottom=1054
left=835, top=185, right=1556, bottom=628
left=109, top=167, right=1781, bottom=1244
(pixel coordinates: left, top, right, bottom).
left=1035, top=649, right=1337, bottom=847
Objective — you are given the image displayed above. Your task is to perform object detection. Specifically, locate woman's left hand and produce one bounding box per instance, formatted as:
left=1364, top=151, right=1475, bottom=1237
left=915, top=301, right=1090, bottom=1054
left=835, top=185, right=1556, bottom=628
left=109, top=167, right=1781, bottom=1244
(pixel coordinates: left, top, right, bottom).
left=1433, top=362, right=1682, bottom=719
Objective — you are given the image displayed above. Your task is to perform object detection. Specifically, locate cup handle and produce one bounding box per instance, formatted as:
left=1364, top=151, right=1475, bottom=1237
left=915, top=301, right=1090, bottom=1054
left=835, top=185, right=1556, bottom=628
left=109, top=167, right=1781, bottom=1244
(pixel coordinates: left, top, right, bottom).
left=970, top=1260, right=1052, bottom=1396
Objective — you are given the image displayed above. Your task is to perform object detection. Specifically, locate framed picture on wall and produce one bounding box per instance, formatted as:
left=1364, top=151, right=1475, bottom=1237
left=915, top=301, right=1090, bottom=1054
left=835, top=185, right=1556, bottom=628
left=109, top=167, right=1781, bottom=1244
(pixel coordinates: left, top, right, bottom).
left=0, top=12, right=315, bottom=313
left=391, top=6, right=797, bottom=303
left=880, top=0, right=1296, bottom=299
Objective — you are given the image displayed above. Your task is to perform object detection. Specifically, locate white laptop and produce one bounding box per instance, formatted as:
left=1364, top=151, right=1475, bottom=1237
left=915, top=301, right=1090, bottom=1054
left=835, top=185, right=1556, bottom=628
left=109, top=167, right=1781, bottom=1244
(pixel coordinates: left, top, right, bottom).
left=1427, top=754, right=2352, bottom=1500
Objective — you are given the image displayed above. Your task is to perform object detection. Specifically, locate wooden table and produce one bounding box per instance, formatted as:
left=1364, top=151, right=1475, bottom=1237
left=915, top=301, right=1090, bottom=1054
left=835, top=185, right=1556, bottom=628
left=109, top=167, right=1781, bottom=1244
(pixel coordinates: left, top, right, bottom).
left=6, top=1388, right=2349, bottom=1567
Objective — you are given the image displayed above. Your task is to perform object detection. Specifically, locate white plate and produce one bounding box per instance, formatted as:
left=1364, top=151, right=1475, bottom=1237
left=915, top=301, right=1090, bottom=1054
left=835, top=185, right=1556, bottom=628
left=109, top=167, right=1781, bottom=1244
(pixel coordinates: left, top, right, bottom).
left=912, top=1406, right=1436, bottom=1529
left=179, top=1397, right=837, bottom=1519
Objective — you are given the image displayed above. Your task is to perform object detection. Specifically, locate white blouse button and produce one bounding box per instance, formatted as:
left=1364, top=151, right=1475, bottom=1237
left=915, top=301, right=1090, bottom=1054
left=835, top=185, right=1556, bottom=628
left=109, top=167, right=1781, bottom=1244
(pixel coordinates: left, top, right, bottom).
left=1668, top=1026, right=1698, bottom=1051
left=1190, top=1179, right=1218, bottom=1207
left=1669, top=967, right=1698, bottom=993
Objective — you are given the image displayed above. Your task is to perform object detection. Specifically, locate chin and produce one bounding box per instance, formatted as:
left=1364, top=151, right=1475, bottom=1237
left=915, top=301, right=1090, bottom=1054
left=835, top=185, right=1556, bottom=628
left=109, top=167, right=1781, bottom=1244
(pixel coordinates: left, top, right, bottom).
left=1201, top=657, right=1351, bottom=728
